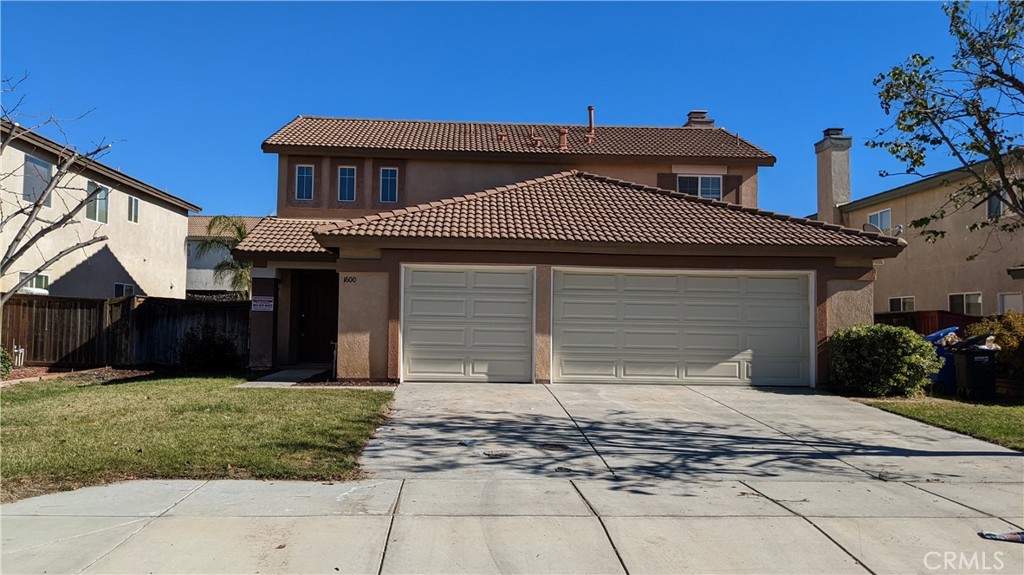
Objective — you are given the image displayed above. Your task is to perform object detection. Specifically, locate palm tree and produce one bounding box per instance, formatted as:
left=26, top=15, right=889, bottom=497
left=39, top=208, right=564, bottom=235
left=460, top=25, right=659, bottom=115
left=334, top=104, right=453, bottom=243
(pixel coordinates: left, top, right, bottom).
left=195, top=216, right=253, bottom=299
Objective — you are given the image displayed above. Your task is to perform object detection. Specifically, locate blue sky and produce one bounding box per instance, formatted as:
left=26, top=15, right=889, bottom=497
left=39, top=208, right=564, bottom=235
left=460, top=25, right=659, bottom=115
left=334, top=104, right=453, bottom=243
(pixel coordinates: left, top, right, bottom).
left=1, top=2, right=956, bottom=217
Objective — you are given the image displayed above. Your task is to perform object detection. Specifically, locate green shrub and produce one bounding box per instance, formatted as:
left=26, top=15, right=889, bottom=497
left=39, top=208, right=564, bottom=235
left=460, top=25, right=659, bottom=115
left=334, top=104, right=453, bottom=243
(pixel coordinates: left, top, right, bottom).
left=0, top=347, right=12, bottom=380
left=828, top=324, right=942, bottom=397
left=176, top=325, right=243, bottom=373
left=965, top=311, right=1024, bottom=381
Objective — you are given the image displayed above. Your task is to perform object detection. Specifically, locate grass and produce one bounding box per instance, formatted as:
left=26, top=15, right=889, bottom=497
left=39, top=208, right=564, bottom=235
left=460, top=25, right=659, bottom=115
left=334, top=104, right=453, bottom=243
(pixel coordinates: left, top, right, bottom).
left=859, top=395, right=1024, bottom=451
left=0, top=370, right=393, bottom=502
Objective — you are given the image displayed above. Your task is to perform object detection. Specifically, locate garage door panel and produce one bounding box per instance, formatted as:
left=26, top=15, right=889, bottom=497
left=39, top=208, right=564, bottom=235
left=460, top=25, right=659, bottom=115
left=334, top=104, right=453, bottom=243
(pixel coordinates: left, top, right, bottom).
left=553, top=270, right=811, bottom=386
left=406, top=297, right=467, bottom=318
left=622, top=330, right=680, bottom=350
left=471, top=297, right=532, bottom=320
left=559, top=300, right=618, bottom=321
left=556, top=271, right=618, bottom=291
left=685, top=275, right=741, bottom=293
left=556, top=328, right=618, bottom=349
left=623, top=301, right=680, bottom=321
left=469, top=327, right=532, bottom=348
left=622, top=274, right=680, bottom=292
left=472, top=270, right=532, bottom=290
left=683, top=302, right=742, bottom=322
left=622, top=360, right=680, bottom=379
left=407, top=269, right=469, bottom=289
left=403, top=266, right=533, bottom=383
left=560, top=358, right=618, bottom=378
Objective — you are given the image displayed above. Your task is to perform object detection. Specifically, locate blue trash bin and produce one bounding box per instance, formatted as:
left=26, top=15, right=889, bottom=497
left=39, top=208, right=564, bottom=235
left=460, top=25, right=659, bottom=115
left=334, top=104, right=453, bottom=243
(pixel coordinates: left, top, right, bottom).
left=925, top=327, right=959, bottom=395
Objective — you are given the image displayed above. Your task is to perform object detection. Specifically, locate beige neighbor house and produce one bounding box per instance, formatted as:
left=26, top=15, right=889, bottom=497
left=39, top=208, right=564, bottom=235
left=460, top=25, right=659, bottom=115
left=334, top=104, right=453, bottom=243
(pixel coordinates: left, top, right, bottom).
left=186, top=215, right=263, bottom=298
left=235, top=110, right=904, bottom=387
left=1, top=119, right=200, bottom=299
left=814, top=128, right=1023, bottom=317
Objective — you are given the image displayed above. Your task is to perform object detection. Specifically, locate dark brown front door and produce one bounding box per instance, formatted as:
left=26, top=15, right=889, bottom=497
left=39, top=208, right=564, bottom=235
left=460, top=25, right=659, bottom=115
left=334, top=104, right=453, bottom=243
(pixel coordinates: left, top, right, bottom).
left=293, top=270, right=339, bottom=363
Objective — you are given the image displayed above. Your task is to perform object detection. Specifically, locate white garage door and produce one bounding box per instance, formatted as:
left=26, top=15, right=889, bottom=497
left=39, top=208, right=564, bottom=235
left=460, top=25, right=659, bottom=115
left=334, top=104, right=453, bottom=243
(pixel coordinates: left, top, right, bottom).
left=553, top=270, right=812, bottom=386
left=403, top=266, right=534, bottom=382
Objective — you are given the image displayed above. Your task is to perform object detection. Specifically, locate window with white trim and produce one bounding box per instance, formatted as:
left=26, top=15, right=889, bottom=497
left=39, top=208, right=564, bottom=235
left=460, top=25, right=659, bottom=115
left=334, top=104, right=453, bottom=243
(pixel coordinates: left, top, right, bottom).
left=868, top=208, right=892, bottom=233
left=127, top=195, right=140, bottom=223
left=114, top=283, right=135, bottom=298
left=295, top=165, right=314, bottom=201
left=380, top=167, right=399, bottom=203
left=888, top=296, right=915, bottom=312
left=338, top=166, right=357, bottom=202
left=677, top=175, right=722, bottom=200
left=23, top=155, right=52, bottom=207
left=85, top=182, right=109, bottom=224
left=18, top=272, right=49, bottom=290
left=998, top=292, right=1023, bottom=314
left=949, top=292, right=982, bottom=316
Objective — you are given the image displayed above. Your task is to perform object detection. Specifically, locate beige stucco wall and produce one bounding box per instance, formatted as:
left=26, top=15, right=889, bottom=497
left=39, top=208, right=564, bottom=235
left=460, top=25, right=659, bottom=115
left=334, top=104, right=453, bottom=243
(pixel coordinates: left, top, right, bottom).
left=1, top=143, right=189, bottom=299
left=843, top=181, right=1023, bottom=315
left=825, top=280, right=874, bottom=333
left=275, top=155, right=762, bottom=220
left=336, top=271, right=389, bottom=378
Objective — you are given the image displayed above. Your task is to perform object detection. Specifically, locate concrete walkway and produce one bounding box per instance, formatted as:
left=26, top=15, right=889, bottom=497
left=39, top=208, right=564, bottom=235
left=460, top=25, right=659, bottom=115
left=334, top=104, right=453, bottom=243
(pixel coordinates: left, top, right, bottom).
left=3, top=383, right=1023, bottom=574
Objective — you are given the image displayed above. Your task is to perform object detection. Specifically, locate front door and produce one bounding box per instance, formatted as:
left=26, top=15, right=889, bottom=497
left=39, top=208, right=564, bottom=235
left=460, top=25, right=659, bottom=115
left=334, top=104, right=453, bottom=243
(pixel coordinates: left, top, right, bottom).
left=293, top=270, right=339, bottom=363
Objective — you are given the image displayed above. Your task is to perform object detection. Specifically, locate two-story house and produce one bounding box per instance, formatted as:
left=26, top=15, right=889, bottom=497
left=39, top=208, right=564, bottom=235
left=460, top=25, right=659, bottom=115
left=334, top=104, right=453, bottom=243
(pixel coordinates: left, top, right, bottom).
left=814, top=128, right=1023, bottom=317
left=1, top=119, right=200, bottom=299
left=236, top=109, right=904, bottom=387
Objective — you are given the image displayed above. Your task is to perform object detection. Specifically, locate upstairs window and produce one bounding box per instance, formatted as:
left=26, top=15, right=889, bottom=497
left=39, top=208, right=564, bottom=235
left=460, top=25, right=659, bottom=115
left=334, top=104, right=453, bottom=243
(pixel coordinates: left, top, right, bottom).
left=85, top=182, right=109, bottom=224
left=23, top=155, right=53, bottom=207
left=127, top=196, right=140, bottom=223
left=987, top=192, right=1005, bottom=219
left=18, top=272, right=49, bottom=290
left=295, top=165, right=314, bottom=201
left=114, top=283, right=135, bottom=298
left=677, top=175, right=722, bottom=200
left=888, top=296, right=915, bottom=312
left=380, top=167, right=399, bottom=203
left=868, top=208, right=892, bottom=233
left=949, top=292, right=982, bottom=316
left=338, top=166, right=357, bottom=202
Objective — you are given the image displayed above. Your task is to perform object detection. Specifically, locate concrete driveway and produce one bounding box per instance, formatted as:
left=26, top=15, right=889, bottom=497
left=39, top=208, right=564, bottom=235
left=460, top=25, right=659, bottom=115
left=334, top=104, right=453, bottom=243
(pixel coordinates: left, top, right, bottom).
left=3, top=384, right=1022, bottom=574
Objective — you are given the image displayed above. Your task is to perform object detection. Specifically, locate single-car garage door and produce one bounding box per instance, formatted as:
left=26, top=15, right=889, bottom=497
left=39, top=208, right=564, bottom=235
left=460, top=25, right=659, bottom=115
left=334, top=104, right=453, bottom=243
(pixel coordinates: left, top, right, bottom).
left=553, top=269, right=811, bottom=386
left=403, top=266, right=534, bottom=382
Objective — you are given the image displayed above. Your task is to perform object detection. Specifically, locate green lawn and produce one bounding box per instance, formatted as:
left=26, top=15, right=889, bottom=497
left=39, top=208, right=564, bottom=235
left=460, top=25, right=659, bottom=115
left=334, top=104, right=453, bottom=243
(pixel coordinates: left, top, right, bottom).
left=0, top=371, right=393, bottom=502
left=859, top=396, right=1024, bottom=451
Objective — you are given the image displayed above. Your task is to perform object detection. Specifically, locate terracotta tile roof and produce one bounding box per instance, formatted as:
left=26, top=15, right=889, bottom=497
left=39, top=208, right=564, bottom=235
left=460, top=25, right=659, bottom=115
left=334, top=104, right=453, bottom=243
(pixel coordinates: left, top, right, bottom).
left=264, top=116, right=775, bottom=163
left=234, top=217, right=332, bottom=255
left=314, top=172, right=904, bottom=250
left=188, top=216, right=264, bottom=238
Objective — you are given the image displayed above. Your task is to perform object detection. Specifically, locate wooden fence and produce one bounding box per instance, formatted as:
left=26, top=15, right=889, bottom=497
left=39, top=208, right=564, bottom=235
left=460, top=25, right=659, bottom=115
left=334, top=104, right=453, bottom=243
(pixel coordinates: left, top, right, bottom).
left=874, top=310, right=981, bottom=335
left=1, top=294, right=249, bottom=367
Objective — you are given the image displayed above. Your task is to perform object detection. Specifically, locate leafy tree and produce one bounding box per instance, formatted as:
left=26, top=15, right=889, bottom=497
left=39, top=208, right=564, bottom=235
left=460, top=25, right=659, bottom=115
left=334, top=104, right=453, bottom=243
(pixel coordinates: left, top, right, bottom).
left=868, top=0, right=1023, bottom=245
left=195, top=216, right=252, bottom=298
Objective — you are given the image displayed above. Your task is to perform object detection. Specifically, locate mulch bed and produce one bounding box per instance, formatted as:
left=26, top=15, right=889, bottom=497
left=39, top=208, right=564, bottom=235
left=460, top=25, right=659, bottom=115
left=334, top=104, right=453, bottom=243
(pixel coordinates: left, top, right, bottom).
left=3, top=366, right=79, bottom=382
left=295, top=370, right=399, bottom=387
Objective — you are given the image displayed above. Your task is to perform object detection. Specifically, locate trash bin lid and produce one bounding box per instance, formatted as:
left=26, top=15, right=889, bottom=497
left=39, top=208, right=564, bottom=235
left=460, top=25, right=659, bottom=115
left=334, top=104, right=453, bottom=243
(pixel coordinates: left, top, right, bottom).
left=925, top=326, right=960, bottom=343
left=951, top=332, right=993, bottom=350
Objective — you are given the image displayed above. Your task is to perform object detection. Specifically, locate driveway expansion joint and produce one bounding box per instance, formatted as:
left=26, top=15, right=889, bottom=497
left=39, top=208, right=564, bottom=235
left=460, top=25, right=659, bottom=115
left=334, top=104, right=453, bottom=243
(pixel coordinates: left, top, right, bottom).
left=544, top=385, right=617, bottom=479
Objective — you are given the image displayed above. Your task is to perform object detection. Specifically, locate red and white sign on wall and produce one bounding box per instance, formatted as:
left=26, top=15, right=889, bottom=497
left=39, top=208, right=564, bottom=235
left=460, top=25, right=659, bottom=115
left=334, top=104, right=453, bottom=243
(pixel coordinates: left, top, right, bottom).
left=252, top=296, right=274, bottom=312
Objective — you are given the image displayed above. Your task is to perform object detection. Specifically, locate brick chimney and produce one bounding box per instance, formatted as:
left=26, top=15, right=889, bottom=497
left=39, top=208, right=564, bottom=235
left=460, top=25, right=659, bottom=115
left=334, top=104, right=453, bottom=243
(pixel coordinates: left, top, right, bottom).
left=684, top=110, right=714, bottom=128
left=815, top=127, right=852, bottom=224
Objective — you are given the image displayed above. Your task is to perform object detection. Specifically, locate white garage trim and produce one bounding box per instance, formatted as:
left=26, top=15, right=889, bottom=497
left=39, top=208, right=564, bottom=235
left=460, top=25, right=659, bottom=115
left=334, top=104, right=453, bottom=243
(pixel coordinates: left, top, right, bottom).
left=552, top=268, right=815, bottom=384
left=400, top=264, right=536, bottom=383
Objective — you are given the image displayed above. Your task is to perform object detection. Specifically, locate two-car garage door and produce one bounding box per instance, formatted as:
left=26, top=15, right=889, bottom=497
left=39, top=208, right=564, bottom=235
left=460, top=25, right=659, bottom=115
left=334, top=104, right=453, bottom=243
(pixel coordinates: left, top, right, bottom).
left=402, top=266, right=812, bottom=385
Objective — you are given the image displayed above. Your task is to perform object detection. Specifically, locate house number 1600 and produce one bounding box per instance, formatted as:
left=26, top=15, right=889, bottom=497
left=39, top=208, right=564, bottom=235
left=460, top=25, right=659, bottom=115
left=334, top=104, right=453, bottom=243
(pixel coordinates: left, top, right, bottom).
left=343, top=276, right=357, bottom=283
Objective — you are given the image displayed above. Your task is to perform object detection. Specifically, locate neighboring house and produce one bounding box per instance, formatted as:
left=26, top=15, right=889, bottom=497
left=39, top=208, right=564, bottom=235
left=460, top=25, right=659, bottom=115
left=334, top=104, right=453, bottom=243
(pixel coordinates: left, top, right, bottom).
left=186, top=215, right=263, bottom=298
left=235, top=110, right=903, bottom=386
left=1, top=119, right=200, bottom=299
left=814, top=128, right=1023, bottom=317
